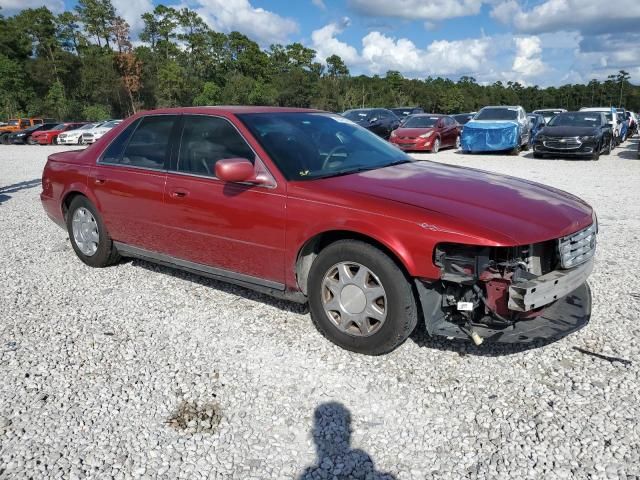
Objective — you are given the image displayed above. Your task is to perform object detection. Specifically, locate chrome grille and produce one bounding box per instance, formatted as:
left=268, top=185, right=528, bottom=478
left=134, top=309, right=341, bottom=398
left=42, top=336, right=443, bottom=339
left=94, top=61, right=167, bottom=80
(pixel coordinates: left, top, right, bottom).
left=558, top=223, right=597, bottom=269
left=544, top=137, right=581, bottom=149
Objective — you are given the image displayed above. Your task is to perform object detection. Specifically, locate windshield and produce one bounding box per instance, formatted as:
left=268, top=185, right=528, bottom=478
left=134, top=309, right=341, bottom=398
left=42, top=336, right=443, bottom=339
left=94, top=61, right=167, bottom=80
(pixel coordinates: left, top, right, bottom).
left=452, top=114, right=471, bottom=124
left=8, top=119, right=19, bottom=126
left=238, top=112, right=412, bottom=181
left=342, top=110, right=376, bottom=122
left=52, top=124, right=65, bottom=130
left=403, top=116, right=439, bottom=128
left=101, top=120, right=121, bottom=128
left=475, top=108, right=518, bottom=121
left=548, top=113, right=602, bottom=127
left=391, top=108, right=413, bottom=117
left=80, top=123, right=98, bottom=130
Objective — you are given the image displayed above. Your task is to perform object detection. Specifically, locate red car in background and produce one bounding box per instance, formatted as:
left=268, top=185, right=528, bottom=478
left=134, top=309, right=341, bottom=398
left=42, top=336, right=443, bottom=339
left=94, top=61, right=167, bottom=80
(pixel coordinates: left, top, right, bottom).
left=41, top=107, right=596, bottom=354
left=390, top=114, right=461, bottom=152
left=31, top=122, right=86, bottom=145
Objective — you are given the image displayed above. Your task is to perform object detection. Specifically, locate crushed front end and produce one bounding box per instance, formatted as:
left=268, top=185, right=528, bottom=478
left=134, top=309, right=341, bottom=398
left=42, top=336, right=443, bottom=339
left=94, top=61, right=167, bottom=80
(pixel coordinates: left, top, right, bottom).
left=416, top=222, right=597, bottom=344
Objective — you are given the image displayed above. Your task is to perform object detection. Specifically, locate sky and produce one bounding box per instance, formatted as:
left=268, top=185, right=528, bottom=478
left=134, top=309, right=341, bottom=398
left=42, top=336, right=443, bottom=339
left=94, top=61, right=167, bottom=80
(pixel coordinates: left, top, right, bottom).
left=3, top=0, right=640, bottom=86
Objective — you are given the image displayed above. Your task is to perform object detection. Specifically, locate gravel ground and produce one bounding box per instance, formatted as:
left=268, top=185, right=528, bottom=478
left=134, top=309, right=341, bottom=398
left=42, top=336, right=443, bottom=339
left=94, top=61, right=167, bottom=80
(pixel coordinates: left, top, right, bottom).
left=1, top=141, right=639, bottom=479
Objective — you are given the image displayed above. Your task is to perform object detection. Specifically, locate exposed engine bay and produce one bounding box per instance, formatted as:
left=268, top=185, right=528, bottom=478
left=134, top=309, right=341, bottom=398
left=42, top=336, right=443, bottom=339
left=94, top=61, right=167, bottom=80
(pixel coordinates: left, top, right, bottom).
left=418, top=223, right=597, bottom=345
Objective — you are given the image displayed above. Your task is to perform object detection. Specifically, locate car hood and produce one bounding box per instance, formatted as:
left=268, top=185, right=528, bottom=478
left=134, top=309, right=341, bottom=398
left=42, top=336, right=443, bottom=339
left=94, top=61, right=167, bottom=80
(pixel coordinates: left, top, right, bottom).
left=394, top=127, right=435, bottom=137
left=540, top=126, right=599, bottom=137
left=312, top=161, right=593, bottom=245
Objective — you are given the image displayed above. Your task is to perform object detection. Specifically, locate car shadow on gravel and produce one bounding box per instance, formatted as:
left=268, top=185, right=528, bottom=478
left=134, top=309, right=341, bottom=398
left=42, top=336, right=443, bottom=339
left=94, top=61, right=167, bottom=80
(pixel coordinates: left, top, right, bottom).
left=299, top=402, right=396, bottom=480
left=0, top=178, right=41, bottom=204
left=130, top=259, right=309, bottom=315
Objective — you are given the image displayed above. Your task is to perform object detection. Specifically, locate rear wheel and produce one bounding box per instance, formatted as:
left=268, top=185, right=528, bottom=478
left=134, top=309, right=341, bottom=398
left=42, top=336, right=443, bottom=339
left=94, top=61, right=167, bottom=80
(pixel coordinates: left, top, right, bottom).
left=308, top=240, right=418, bottom=355
left=66, top=196, right=120, bottom=268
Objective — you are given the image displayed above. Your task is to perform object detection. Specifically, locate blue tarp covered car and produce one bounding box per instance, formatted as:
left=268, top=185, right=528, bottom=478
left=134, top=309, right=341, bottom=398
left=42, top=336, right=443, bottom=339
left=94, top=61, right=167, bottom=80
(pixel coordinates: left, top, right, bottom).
left=461, top=106, right=530, bottom=153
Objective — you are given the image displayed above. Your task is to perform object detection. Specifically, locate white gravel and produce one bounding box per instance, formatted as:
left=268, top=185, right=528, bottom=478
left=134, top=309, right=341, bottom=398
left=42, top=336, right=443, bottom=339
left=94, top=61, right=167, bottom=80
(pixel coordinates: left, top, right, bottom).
left=1, top=141, right=639, bottom=479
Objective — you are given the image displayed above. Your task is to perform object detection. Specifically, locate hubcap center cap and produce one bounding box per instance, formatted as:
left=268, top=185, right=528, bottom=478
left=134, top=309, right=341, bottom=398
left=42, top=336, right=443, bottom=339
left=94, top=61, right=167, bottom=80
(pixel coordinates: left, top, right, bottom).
left=340, top=285, right=367, bottom=314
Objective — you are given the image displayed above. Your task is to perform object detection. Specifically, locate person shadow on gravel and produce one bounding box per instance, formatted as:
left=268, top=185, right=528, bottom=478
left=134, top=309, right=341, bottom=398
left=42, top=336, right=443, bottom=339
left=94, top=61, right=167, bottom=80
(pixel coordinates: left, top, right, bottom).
left=299, top=402, right=396, bottom=480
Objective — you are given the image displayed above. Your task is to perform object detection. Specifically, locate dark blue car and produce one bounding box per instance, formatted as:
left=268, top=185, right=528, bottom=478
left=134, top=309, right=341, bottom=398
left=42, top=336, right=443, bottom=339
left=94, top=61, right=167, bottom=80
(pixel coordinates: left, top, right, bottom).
left=527, top=113, right=546, bottom=145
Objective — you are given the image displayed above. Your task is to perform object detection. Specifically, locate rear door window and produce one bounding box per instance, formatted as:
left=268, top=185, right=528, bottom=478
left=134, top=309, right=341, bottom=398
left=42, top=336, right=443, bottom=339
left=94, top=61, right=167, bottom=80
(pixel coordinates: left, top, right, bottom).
left=101, top=119, right=141, bottom=165
left=119, top=116, right=177, bottom=170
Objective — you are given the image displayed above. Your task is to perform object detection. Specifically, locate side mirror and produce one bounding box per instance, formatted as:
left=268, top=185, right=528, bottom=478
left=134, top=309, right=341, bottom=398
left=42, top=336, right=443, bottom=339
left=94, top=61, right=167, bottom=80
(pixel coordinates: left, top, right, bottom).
left=215, top=158, right=257, bottom=183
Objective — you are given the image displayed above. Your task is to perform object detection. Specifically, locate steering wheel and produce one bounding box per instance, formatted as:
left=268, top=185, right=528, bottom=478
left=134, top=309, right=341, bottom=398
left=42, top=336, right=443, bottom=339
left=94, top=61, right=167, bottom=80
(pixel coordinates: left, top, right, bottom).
left=322, top=145, right=348, bottom=170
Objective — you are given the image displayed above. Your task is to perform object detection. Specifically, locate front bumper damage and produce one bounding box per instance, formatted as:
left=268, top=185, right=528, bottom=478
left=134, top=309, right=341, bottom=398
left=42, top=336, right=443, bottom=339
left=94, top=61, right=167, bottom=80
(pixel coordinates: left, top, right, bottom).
left=416, top=251, right=595, bottom=345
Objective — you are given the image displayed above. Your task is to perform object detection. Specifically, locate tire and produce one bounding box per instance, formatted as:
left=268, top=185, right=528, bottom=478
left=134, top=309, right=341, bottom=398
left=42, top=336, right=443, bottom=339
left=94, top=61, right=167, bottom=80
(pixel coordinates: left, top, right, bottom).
left=521, top=135, right=530, bottom=151
left=307, top=240, right=418, bottom=355
left=454, top=135, right=461, bottom=149
left=431, top=137, right=440, bottom=153
left=52, top=136, right=58, bottom=145
left=0, top=133, right=9, bottom=145
left=66, top=196, right=120, bottom=268
left=603, top=137, right=612, bottom=155
left=591, top=144, right=600, bottom=161
left=510, top=145, right=521, bottom=155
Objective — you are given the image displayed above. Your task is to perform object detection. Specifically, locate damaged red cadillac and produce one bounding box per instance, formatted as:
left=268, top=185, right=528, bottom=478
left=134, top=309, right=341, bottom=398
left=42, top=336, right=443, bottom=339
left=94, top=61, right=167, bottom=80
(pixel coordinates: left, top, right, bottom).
left=41, top=107, right=596, bottom=355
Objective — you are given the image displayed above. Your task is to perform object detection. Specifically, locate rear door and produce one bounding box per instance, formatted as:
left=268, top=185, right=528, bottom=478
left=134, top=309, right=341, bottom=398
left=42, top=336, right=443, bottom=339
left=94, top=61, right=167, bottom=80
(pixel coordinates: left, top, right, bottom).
left=89, top=115, right=179, bottom=253
left=162, top=114, right=287, bottom=285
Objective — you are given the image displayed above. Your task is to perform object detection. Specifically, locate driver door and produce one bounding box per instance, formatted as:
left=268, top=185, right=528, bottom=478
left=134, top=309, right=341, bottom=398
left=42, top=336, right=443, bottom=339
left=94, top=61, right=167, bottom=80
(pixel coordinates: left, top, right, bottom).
left=162, top=115, right=287, bottom=285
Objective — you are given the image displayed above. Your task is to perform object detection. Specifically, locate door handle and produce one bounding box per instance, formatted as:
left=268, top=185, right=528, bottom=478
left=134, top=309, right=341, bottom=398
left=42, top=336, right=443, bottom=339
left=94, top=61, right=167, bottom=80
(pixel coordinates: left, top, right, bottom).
left=94, top=177, right=106, bottom=185
left=171, top=190, right=189, bottom=198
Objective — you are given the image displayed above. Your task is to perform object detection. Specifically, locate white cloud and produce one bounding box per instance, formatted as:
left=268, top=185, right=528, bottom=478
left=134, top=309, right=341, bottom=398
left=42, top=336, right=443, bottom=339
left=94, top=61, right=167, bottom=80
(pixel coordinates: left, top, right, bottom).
left=311, top=18, right=361, bottom=65
left=193, top=0, right=298, bottom=45
left=112, top=0, right=154, bottom=35
left=512, top=36, right=546, bottom=77
left=0, top=0, right=63, bottom=13
left=310, top=20, right=494, bottom=77
left=311, top=0, right=326, bottom=10
left=491, top=0, right=640, bottom=34
left=348, top=0, right=486, bottom=20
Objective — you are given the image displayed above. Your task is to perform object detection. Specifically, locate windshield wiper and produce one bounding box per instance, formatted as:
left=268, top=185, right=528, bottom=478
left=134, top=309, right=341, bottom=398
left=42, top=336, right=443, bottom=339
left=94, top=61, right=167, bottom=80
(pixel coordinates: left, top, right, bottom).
left=305, top=159, right=412, bottom=180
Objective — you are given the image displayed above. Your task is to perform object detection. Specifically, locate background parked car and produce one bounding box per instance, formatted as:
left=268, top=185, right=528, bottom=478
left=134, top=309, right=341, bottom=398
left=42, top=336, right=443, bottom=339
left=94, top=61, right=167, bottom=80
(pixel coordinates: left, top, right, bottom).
left=533, top=111, right=613, bottom=160
left=626, top=111, right=637, bottom=137
left=58, top=122, right=104, bottom=145
left=461, top=106, right=531, bottom=154
left=532, top=108, right=567, bottom=123
left=31, top=122, right=86, bottom=145
left=389, top=107, right=424, bottom=120
left=452, top=113, right=476, bottom=125
left=80, top=120, right=123, bottom=144
left=389, top=114, right=461, bottom=152
left=527, top=113, right=546, bottom=145
left=341, top=109, right=400, bottom=139
left=580, top=107, right=620, bottom=145
left=0, top=117, right=56, bottom=144
left=8, top=123, right=60, bottom=144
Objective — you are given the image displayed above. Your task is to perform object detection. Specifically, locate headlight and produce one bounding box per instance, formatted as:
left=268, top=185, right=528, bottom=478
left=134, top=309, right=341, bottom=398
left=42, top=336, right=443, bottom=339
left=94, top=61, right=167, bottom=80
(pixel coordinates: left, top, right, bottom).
left=390, top=130, right=397, bottom=138
left=419, top=131, right=434, bottom=139
left=579, top=135, right=595, bottom=141
left=16, top=133, right=26, bottom=137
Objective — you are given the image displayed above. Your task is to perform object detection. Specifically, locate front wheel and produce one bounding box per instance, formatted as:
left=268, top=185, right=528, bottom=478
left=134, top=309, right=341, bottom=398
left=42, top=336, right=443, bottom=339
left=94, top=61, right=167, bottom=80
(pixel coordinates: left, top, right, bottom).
left=603, top=137, right=612, bottom=155
left=431, top=137, right=440, bottom=153
left=0, top=133, right=9, bottom=145
left=591, top=144, right=600, bottom=161
left=308, top=240, right=418, bottom=355
left=455, top=135, right=461, bottom=149
left=66, top=196, right=120, bottom=268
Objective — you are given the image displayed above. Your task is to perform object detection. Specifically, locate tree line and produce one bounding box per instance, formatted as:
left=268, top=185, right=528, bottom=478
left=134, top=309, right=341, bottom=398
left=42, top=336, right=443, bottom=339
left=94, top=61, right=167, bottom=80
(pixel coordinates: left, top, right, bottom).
left=1, top=1, right=639, bottom=122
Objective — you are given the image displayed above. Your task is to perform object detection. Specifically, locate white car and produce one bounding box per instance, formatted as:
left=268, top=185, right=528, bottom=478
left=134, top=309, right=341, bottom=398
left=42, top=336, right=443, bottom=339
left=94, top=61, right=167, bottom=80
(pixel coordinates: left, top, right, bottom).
left=532, top=108, right=567, bottom=123
left=81, top=120, right=122, bottom=144
left=57, top=123, right=104, bottom=145
left=580, top=107, right=620, bottom=144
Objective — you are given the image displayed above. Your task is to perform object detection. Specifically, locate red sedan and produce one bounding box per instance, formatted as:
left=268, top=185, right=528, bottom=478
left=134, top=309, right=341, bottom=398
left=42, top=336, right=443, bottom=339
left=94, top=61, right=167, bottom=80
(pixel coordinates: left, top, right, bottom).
left=41, top=107, right=596, bottom=354
left=31, top=122, right=86, bottom=145
left=389, top=114, right=461, bottom=152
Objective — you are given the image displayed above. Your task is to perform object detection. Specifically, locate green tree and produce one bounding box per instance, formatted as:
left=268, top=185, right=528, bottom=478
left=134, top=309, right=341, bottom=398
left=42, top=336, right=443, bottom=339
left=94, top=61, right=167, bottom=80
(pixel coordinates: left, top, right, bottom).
left=44, top=80, right=70, bottom=119
left=75, top=0, right=116, bottom=48
left=193, top=81, right=221, bottom=106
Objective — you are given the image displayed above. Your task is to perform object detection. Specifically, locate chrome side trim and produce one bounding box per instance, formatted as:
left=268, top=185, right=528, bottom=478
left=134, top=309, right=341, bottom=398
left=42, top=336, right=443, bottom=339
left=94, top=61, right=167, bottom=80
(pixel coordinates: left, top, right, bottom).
left=113, top=241, right=291, bottom=293
left=508, top=258, right=594, bottom=312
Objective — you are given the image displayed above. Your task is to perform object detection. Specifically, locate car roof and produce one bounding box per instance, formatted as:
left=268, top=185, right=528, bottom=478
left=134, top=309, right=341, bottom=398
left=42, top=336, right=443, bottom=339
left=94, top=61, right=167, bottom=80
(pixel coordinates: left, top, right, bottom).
left=411, top=113, right=444, bottom=117
left=136, top=106, right=324, bottom=116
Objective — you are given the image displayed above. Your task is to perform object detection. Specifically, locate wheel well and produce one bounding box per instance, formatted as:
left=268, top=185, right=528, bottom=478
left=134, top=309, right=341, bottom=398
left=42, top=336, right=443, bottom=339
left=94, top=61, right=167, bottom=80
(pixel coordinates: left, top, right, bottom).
left=295, top=230, right=410, bottom=295
left=61, top=191, right=85, bottom=219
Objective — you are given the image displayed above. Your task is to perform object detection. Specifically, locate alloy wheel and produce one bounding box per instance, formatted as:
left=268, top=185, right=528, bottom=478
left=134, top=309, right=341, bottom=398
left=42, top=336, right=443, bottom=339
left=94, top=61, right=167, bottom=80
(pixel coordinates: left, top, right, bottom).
left=321, top=262, right=387, bottom=337
left=432, top=138, right=440, bottom=153
left=72, top=207, right=100, bottom=256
